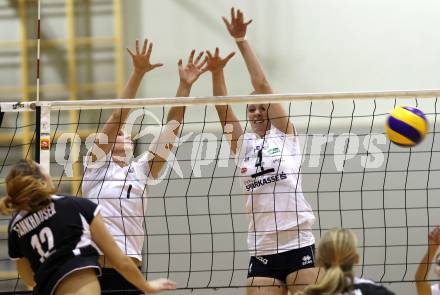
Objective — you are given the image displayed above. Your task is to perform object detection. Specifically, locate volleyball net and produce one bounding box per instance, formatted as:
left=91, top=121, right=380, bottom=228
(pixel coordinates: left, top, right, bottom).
left=1, top=92, right=440, bottom=293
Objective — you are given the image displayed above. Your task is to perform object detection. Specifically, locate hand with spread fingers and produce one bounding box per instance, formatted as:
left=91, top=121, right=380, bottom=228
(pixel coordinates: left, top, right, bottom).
left=178, top=50, right=207, bottom=87
left=222, top=7, right=253, bottom=39
left=126, top=38, right=163, bottom=75
left=204, top=47, right=235, bottom=74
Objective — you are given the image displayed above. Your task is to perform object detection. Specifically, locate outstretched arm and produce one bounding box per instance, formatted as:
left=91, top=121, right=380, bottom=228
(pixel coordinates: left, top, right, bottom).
left=222, top=8, right=294, bottom=135
left=205, top=47, right=243, bottom=155
left=148, top=50, right=207, bottom=178
left=415, top=227, right=440, bottom=295
left=222, top=8, right=269, bottom=94
left=91, top=213, right=176, bottom=293
left=90, top=39, right=163, bottom=161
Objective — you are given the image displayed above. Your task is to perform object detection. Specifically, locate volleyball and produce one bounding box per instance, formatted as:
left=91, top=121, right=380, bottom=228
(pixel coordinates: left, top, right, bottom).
left=385, top=106, right=428, bottom=147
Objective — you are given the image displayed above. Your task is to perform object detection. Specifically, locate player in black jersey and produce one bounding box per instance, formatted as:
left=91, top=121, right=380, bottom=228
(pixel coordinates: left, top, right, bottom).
left=0, top=160, right=176, bottom=295
left=302, top=228, right=395, bottom=295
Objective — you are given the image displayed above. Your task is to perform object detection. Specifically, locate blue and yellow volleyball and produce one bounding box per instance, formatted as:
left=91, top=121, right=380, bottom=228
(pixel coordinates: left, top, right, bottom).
left=385, top=106, right=428, bottom=147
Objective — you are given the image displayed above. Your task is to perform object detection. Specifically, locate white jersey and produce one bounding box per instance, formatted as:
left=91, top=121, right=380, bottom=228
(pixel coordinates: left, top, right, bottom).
left=238, top=127, right=315, bottom=255
left=432, top=284, right=440, bottom=295
left=82, top=152, right=151, bottom=261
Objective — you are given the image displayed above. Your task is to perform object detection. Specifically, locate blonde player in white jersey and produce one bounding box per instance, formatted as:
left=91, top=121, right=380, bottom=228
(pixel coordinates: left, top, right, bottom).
left=82, top=39, right=207, bottom=294
left=416, top=226, right=440, bottom=295
left=204, top=8, right=320, bottom=294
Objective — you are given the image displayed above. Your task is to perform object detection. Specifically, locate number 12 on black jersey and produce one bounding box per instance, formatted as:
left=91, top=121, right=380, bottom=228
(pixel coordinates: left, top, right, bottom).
left=31, top=227, right=55, bottom=263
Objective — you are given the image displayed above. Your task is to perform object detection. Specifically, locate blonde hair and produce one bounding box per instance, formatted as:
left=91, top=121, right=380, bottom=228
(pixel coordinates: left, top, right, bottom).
left=0, top=160, right=55, bottom=214
left=303, top=228, right=359, bottom=295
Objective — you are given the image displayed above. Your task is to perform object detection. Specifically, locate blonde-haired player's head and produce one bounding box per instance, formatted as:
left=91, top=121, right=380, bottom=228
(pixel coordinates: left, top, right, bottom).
left=303, top=228, right=359, bottom=295
left=112, top=129, right=134, bottom=163
left=247, top=103, right=271, bottom=137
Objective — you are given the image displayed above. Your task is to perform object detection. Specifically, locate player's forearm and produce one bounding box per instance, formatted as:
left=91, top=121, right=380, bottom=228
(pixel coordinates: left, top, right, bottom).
left=415, top=245, right=439, bottom=280
left=175, top=81, right=192, bottom=98
left=212, top=71, right=234, bottom=126
left=114, top=257, right=148, bottom=291
left=167, top=106, right=186, bottom=125
left=110, top=70, right=146, bottom=122
left=166, top=106, right=185, bottom=137
left=169, top=82, right=192, bottom=137
left=236, top=40, right=271, bottom=92
left=214, top=105, right=242, bottom=155
left=215, top=105, right=236, bottom=126
left=122, top=69, right=146, bottom=99
left=267, top=103, right=290, bottom=124
left=212, top=71, right=227, bottom=97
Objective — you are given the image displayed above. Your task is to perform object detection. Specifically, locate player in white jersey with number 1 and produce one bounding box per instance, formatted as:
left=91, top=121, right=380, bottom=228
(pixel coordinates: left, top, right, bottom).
left=204, top=8, right=320, bottom=294
left=416, top=226, right=440, bottom=295
left=82, top=39, right=207, bottom=294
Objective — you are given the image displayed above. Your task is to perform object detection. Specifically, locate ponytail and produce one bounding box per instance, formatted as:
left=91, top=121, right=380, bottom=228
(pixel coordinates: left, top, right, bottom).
left=303, top=265, right=354, bottom=295
left=302, top=229, right=359, bottom=295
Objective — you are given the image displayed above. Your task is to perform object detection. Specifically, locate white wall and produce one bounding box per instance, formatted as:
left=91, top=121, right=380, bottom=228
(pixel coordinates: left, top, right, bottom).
left=123, top=0, right=440, bottom=98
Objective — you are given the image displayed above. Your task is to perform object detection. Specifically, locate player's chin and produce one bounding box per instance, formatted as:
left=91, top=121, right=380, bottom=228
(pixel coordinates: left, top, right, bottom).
left=112, top=148, right=133, bottom=161
left=251, top=124, right=267, bottom=135
left=250, top=122, right=261, bottom=131
left=114, top=143, right=132, bottom=154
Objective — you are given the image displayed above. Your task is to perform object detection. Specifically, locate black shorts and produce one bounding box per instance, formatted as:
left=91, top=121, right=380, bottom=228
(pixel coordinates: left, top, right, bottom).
left=99, top=267, right=143, bottom=295
left=247, top=244, right=316, bottom=283
left=37, top=255, right=101, bottom=295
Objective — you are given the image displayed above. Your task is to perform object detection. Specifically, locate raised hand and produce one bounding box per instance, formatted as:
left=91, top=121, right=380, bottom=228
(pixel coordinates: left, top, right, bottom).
left=144, top=278, right=176, bottom=293
left=204, top=47, right=235, bottom=74
left=222, top=7, right=253, bottom=39
left=428, top=227, right=440, bottom=245
left=178, top=50, right=207, bottom=86
left=127, top=39, right=163, bottom=75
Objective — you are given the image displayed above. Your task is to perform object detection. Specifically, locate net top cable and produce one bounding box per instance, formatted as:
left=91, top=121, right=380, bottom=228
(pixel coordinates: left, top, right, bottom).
left=1, top=89, right=439, bottom=112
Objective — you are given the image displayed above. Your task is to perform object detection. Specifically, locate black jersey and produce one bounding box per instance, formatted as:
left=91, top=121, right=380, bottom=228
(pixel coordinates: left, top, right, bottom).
left=341, top=278, right=396, bottom=295
left=8, top=195, right=101, bottom=295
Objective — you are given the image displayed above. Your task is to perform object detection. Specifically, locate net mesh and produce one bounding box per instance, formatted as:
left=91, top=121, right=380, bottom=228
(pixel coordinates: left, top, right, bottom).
left=1, top=96, right=440, bottom=293
left=0, top=108, right=36, bottom=293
